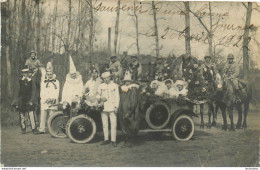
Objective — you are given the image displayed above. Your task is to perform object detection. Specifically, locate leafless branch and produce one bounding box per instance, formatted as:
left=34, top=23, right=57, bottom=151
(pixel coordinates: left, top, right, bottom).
left=189, top=9, right=210, bottom=34
left=242, top=2, right=247, bottom=9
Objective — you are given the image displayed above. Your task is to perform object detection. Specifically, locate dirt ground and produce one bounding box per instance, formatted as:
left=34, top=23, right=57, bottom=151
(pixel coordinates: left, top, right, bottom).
left=1, top=109, right=260, bottom=167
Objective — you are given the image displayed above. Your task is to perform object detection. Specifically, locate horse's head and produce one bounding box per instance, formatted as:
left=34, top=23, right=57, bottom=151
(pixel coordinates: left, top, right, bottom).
left=215, top=73, right=224, bottom=91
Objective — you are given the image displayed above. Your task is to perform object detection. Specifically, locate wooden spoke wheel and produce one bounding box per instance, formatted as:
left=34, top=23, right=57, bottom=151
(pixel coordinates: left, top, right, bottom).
left=172, top=115, right=194, bottom=141
left=145, top=102, right=171, bottom=130
left=66, top=115, right=96, bottom=144
left=47, top=111, right=68, bottom=138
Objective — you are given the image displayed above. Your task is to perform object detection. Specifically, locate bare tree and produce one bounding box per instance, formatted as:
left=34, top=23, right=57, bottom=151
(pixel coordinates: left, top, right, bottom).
left=89, top=0, right=94, bottom=63
left=35, top=0, right=41, bottom=51
left=184, top=2, right=191, bottom=55
left=134, top=1, right=140, bottom=55
left=52, top=0, right=59, bottom=54
left=152, top=1, right=159, bottom=57
left=242, top=2, right=253, bottom=80
left=114, top=0, right=121, bottom=54
left=190, top=2, right=219, bottom=57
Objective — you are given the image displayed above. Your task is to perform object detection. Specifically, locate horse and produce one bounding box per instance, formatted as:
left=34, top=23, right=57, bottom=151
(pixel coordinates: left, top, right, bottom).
left=215, top=75, right=252, bottom=130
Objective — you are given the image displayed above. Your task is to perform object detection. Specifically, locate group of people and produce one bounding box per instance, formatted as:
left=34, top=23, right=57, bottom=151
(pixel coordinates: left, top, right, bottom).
left=11, top=50, right=241, bottom=147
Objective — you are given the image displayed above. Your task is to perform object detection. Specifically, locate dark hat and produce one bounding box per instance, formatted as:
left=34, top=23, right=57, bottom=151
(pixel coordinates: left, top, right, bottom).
left=204, top=55, right=211, bottom=59
left=131, top=55, right=137, bottom=58
left=110, top=55, right=117, bottom=59
left=29, top=50, right=37, bottom=55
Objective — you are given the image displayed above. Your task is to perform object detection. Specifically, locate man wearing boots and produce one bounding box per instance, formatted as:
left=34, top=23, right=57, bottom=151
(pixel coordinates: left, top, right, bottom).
left=12, top=66, right=38, bottom=134
left=223, top=53, right=241, bottom=102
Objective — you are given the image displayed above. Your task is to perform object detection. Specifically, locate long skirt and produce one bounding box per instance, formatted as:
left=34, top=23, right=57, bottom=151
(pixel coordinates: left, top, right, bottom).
left=118, top=88, right=141, bottom=138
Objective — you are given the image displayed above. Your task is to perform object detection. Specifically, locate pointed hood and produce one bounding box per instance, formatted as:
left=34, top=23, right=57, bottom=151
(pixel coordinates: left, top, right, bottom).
left=69, top=56, right=77, bottom=73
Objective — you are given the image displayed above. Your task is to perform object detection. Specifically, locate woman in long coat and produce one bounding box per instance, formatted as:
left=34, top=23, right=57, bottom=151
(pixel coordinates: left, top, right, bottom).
left=118, top=71, right=142, bottom=147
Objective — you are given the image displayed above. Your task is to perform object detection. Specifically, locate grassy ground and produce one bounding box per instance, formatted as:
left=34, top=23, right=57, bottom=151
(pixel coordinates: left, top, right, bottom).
left=1, top=109, right=259, bottom=167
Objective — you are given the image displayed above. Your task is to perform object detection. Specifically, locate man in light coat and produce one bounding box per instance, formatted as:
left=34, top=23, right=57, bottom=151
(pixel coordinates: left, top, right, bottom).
left=39, top=62, right=60, bottom=134
left=97, top=72, right=120, bottom=147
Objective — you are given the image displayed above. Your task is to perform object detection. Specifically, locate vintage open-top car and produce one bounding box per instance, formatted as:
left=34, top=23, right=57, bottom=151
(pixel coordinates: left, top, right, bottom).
left=47, top=89, right=197, bottom=143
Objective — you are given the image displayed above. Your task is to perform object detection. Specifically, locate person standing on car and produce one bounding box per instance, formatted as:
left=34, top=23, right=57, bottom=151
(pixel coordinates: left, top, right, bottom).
left=11, top=65, right=38, bottom=134
left=108, top=55, right=123, bottom=83
left=38, top=62, right=60, bottom=134
left=97, top=72, right=120, bottom=147
left=129, top=55, right=142, bottom=81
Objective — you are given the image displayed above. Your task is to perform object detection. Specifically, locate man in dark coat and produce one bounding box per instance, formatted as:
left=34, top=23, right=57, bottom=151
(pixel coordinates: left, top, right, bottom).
left=180, top=54, right=198, bottom=83
left=12, top=66, right=38, bottom=134
left=129, top=55, right=142, bottom=81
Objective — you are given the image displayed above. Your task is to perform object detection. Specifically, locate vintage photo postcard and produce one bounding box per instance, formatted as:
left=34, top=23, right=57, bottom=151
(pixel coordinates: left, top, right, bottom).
left=1, top=0, right=260, bottom=167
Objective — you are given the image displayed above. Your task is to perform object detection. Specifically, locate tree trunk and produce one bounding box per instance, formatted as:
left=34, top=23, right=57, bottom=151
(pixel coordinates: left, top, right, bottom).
left=242, top=2, right=253, bottom=81
left=114, top=0, right=120, bottom=54
left=2, top=2, right=13, bottom=97
left=208, top=2, right=213, bottom=58
left=134, top=1, right=140, bottom=55
left=36, top=1, right=41, bottom=51
left=89, top=0, right=94, bottom=63
left=52, top=0, right=58, bottom=54
left=108, top=27, right=111, bottom=56
left=152, top=1, right=159, bottom=58
left=184, top=2, right=191, bottom=55
left=66, top=0, right=72, bottom=71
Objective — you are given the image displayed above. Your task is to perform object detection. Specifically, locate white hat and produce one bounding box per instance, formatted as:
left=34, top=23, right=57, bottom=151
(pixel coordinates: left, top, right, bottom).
left=164, top=79, right=173, bottom=85
left=101, top=72, right=111, bottom=79
left=123, top=71, right=132, bottom=82
left=150, top=80, right=160, bottom=88
left=46, top=62, right=53, bottom=73
left=175, top=80, right=186, bottom=86
left=69, top=56, right=77, bottom=73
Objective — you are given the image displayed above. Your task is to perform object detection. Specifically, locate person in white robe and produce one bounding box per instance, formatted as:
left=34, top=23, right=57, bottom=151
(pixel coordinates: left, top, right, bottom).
left=62, top=56, right=83, bottom=107
left=39, top=62, right=60, bottom=133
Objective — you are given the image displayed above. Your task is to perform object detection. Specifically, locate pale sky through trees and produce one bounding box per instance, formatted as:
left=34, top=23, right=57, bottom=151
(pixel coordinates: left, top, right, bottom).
left=41, top=1, right=260, bottom=67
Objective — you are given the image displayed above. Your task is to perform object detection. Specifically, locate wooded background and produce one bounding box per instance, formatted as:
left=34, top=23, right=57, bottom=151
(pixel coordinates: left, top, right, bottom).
left=1, top=1, right=260, bottom=126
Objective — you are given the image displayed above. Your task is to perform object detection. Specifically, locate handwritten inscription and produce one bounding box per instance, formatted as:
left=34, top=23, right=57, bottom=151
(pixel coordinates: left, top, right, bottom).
left=142, top=26, right=247, bottom=48
left=93, top=1, right=229, bottom=18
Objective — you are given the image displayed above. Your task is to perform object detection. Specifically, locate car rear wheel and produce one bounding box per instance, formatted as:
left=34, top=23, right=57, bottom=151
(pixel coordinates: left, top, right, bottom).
left=172, top=115, right=194, bottom=141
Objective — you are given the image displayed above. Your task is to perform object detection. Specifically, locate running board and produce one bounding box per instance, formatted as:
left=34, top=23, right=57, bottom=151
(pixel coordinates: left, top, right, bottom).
left=139, top=129, right=171, bottom=132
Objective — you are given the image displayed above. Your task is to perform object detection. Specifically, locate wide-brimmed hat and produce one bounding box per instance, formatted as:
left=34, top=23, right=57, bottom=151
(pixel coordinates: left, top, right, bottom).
left=131, top=55, right=138, bottom=58
left=101, top=72, right=111, bottom=79
left=204, top=55, right=211, bottom=59
left=29, top=50, right=37, bottom=55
